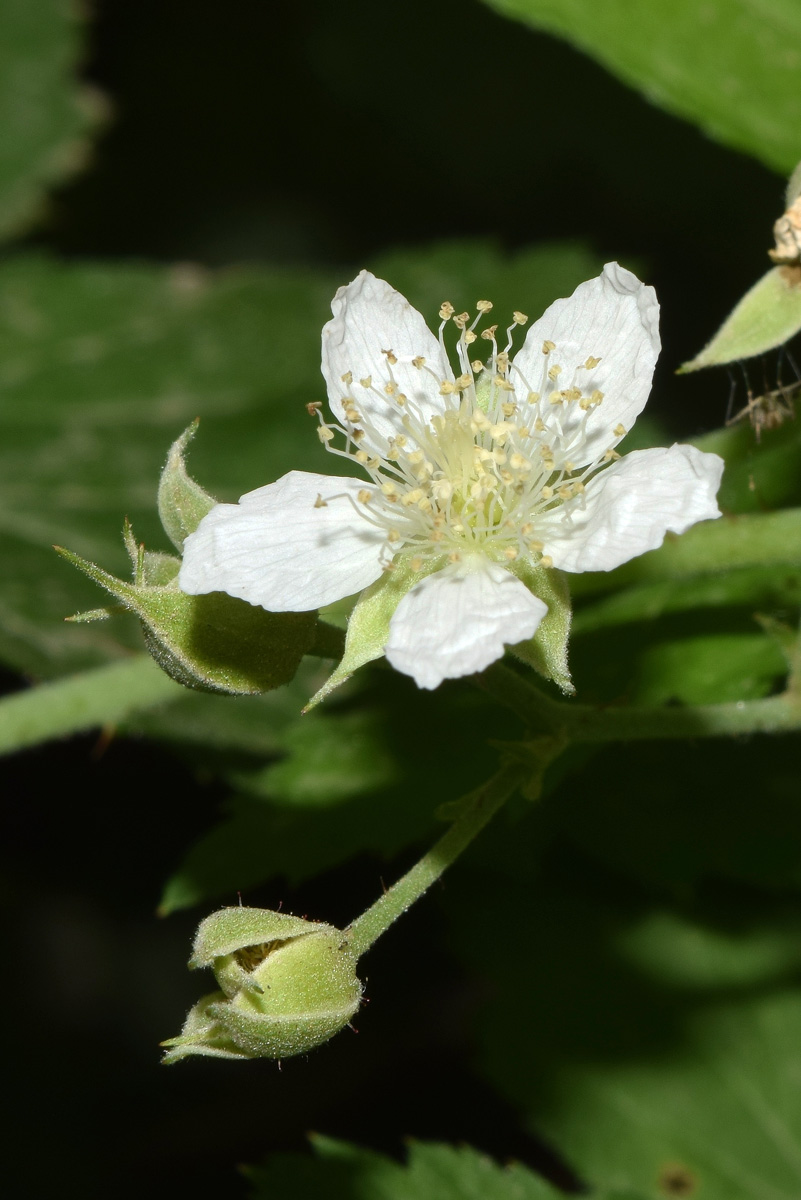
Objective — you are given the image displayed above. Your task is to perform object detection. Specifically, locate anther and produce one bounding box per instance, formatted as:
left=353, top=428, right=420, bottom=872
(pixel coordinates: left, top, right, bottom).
left=471, top=360, right=485, bottom=372
left=360, top=376, right=372, bottom=388
left=480, top=325, right=498, bottom=341
left=439, top=301, right=455, bottom=319
left=513, top=311, right=528, bottom=325
left=542, top=340, right=555, bottom=354
left=540, top=555, right=553, bottom=568
left=306, top=402, right=322, bottom=416
left=382, top=349, right=398, bottom=365
left=547, top=364, right=563, bottom=382
left=340, top=371, right=353, bottom=385
left=583, top=356, right=601, bottom=369
left=411, top=356, right=426, bottom=369
left=317, top=426, right=335, bottom=443
left=476, top=300, right=493, bottom=313
left=357, top=489, right=372, bottom=504
left=527, top=391, right=541, bottom=404
left=613, top=423, right=626, bottom=437
left=314, top=494, right=328, bottom=508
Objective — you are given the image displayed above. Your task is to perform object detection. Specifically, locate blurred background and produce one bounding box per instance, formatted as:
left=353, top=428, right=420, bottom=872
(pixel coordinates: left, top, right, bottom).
left=3, top=3, right=798, bottom=1199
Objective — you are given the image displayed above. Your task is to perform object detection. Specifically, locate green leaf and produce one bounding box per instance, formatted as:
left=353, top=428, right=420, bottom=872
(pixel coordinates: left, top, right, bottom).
left=247, top=1137, right=571, bottom=1200
left=447, top=861, right=801, bottom=1200
left=573, top=565, right=801, bottom=635
left=680, top=267, right=801, bottom=371
left=544, top=735, right=801, bottom=892
left=0, top=0, right=103, bottom=241
left=479, top=0, right=801, bottom=175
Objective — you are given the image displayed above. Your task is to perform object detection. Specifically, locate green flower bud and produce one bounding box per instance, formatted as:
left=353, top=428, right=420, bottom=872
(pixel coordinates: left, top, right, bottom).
left=161, top=907, right=363, bottom=1063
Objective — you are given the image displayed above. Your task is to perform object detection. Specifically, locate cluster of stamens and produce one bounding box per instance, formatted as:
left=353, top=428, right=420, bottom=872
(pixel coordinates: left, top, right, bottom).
left=309, top=300, right=626, bottom=572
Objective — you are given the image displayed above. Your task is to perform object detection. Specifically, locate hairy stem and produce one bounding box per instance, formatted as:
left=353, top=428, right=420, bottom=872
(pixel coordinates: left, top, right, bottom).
left=346, top=760, right=524, bottom=957
left=0, top=655, right=182, bottom=757
left=478, top=661, right=801, bottom=741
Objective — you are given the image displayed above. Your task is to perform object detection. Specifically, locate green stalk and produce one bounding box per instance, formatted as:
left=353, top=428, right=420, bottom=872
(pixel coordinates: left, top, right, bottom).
left=0, top=655, right=181, bottom=757
left=478, top=661, right=801, bottom=741
left=346, top=760, right=523, bottom=958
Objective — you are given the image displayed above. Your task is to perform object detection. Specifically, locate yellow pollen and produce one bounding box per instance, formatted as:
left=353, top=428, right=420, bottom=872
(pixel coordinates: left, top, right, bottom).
left=440, top=381, right=458, bottom=395
left=306, top=401, right=322, bottom=415
left=513, top=311, right=528, bottom=325
left=351, top=428, right=365, bottom=441
left=314, top=494, right=327, bottom=508
left=480, top=325, right=498, bottom=341
left=501, top=402, right=517, bottom=417
left=411, top=356, right=426, bottom=369
left=357, top=489, right=372, bottom=504
left=557, top=485, right=572, bottom=499
left=591, top=389, right=604, bottom=405
left=453, top=311, right=470, bottom=329
left=355, top=450, right=369, bottom=463
left=541, top=485, right=554, bottom=499
left=388, top=529, right=401, bottom=543
left=504, top=547, right=518, bottom=560
left=439, top=301, right=454, bottom=319
left=384, top=381, right=398, bottom=395
left=583, top=355, right=601, bottom=369
left=540, top=555, right=553, bottom=568
left=549, top=391, right=565, bottom=405
left=382, top=349, right=398, bottom=365
left=604, top=449, right=621, bottom=461
left=360, top=376, right=372, bottom=388
left=471, top=360, right=484, bottom=372
left=401, top=488, right=424, bottom=507
left=509, top=452, right=530, bottom=470
left=527, top=391, right=541, bottom=404
left=614, top=423, right=627, bottom=437
left=339, top=372, right=353, bottom=386
left=547, top=364, right=563, bottom=381
left=455, top=373, right=472, bottom=390
left=317, top=426, right=335, bottom=443
left=464, top=330, right=477, bottom=344
left=542, top=340, right=555, bottom=354
left=476, top=299, right=493, bottom=313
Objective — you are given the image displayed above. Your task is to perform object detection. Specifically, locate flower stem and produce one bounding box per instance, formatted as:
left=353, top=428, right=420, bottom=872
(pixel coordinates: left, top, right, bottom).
left=346, top=760, right=524, bottom=958
left=478, top=661, right=801, bottom=741
left=0, top=655, right=182, bottom=757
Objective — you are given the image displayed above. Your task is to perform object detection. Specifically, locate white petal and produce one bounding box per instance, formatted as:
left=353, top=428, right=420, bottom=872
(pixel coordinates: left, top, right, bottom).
left=321, top=271, right=452, bottom=450
left=179, top=471, right=385, bottom=610
left=512, top=263, right=660, bottom=466
left=539, top=445, right=724, bottom=573
left=385, top=559, right=548, bottom=689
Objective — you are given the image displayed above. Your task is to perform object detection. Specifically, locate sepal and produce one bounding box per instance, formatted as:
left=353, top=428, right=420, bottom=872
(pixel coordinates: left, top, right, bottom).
left=158, top=421, right=217, bottom=551
left=508, top=562, right=574, bottom=694
left=56, top=539, right=315, bottom=695
left=305, top=553, right=444, bottom=709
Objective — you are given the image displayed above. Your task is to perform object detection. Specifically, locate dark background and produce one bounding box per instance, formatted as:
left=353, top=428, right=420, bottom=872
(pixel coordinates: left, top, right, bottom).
left=3, top=1, right=788, bottom=1197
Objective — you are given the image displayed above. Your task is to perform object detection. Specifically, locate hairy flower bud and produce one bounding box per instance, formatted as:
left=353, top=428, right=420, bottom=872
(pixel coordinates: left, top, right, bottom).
left=161, top=907, right=363, bottom=1062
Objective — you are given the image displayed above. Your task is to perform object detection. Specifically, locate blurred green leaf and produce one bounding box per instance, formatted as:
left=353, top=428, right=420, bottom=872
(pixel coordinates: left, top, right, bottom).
left=447, top=859, right=801, bottom=1200
left=573, top=565, right=801, bottom=635
left=543, top=736, right=801, bottom=892
left=0, top=0, right=102, bottom=241
left=479, top=0, right=801, bottom=175
left=247, top=1136, right=583, bottom=1200
left=0, top=241, right=598, bottom=686
left=158, top=681, right=501, bottom=913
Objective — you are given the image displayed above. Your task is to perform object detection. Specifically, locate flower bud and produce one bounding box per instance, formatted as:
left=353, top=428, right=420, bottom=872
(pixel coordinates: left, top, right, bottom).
left=161, top=907, right=363, bottom=1062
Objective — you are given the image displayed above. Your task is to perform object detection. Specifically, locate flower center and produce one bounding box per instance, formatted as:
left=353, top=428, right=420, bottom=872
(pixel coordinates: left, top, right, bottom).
left=311, top=300, right=626, bottom=572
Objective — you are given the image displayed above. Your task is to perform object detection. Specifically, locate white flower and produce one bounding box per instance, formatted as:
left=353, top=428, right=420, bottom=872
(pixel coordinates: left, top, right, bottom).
left=179, top=264, right=724, bottom=690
